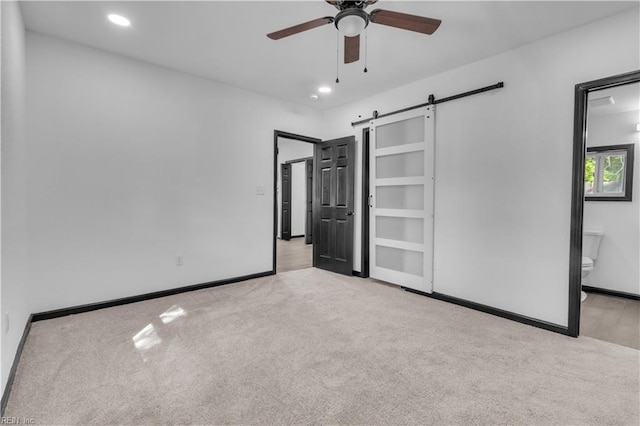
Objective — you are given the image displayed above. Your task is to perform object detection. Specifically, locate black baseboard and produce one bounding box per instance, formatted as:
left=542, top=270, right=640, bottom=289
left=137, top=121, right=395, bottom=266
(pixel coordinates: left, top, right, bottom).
left=352, top=270, right=363, bottom=277
left=403, top=288, right=569, bottom=336
left=583, top=285, right=640, bottom=301
left=1, top=314, right=33, bottom=416
left=32, top=271, right=274, bottom=322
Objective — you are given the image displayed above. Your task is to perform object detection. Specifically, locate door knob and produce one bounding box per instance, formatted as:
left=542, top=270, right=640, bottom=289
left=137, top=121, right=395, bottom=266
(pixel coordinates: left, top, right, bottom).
left=347, top=211, right=354, bottom=216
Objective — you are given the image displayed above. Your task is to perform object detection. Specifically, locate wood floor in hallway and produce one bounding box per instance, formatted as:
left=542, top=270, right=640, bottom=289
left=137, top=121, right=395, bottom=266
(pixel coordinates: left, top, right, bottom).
left=276, top=237, right=312, bottom=273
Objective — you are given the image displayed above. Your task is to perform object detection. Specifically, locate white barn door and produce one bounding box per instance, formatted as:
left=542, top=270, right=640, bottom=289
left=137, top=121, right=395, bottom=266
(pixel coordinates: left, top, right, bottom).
left=369, top=107, right=435, bottom=293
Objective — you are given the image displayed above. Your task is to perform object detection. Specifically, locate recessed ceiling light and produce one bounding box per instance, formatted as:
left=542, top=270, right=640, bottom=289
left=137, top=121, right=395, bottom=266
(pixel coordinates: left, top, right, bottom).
left=108, top=14, right=131, bottom=27
left=318, top=86, right=332, bottom=94
left=310, top=94, right=319, bottom=100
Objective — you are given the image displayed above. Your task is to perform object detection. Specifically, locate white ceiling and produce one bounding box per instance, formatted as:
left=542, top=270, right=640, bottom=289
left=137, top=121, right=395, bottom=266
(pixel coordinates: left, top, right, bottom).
left=20, top=1, right=639, bottom=110
left=589, top=81, right=640, bottom=117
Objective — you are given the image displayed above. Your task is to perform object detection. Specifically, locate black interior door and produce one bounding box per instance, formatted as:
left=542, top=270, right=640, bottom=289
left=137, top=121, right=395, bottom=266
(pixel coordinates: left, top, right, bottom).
left=305, top=158, right=313, bottom=245
left=281, top=163, right=292, bottom=241
left=313, top=136, right=355, bottom=275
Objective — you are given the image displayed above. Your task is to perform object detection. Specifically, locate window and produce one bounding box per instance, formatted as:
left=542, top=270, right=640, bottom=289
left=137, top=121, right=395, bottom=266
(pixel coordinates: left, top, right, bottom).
left=585, top=144, right=634, bottom=201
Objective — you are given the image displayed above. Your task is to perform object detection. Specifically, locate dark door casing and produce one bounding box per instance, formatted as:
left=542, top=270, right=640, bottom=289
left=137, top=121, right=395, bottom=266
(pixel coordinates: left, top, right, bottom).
left=305, top=158, right=313, bottom=245
left=281, top=163, right=292, bottom=241
left=313, top=136, right=355, bottom=275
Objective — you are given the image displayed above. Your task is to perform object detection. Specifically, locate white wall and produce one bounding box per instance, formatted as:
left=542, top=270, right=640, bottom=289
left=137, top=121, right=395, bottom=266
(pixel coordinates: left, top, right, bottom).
left=1, top=0, right=29, bottom=394
left=321, top=9, right=639, bottom=327
left=25, top=32, right=321, bottom=314
left=584, top=108, right=640, bottom=295
left=276, top=137, right=313, bottom=239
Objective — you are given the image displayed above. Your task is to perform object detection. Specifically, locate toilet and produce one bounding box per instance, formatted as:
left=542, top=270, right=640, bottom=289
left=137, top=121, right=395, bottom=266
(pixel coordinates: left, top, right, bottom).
left=581, top=230, right=603, bottom=302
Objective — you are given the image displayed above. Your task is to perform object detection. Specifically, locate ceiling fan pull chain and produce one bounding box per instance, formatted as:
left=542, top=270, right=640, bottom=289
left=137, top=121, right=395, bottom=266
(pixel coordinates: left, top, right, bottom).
left=335, top=30, right=340, bottom=83
left=364, top=27, right=368, bottom=73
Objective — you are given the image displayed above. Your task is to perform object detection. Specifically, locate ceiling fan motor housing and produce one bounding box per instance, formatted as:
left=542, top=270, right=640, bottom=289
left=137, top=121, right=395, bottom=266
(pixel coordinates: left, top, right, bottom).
left=334, top=8, right=369, bottom=36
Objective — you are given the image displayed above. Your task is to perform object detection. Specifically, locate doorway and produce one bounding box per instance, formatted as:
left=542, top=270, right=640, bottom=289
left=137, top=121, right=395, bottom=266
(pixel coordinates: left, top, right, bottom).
left=280, top=159, right=313, bottom=242
left=274, top=132, right=318, bottom=273
left=569, top=70, right=640, bottom=345
left=273, top=131, right=357, bottom=276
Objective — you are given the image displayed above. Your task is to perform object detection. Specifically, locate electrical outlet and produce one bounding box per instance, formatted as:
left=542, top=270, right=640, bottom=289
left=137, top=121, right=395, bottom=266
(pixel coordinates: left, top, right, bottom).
left=176, top=255, right=183, bottom=266
left=256, top=186, right=266, bottom=195
left=4, top=312, right=9, bottom=334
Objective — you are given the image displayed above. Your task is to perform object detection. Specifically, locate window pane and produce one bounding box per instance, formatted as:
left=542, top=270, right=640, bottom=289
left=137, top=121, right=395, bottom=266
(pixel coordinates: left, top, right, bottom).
left=376, top=151, right=424, bottom=179
left=585, top=156, right=596, bottom=194
left=376, top=216, right=424, bottom=243
left=375, top=116, right=424, bottom=149
left=376, top=245, right=423, bottom=276
left=584, top=144, right=633, bottom=201
left=602, top=153, right=626, bottom=193
left=376, top=185, right=424, bottom=210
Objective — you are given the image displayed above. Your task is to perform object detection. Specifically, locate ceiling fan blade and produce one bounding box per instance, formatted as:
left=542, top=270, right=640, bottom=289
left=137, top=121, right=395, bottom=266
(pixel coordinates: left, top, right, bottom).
left=267, top=17, right=334, bottom=40
left=344, top=34, right=360, bottom=64
left=369, top=9, right=441, bottom=35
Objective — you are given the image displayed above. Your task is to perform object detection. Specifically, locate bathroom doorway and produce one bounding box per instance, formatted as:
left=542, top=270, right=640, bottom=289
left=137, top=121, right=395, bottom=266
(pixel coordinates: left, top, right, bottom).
left=570, top=70, right=640, bottom=348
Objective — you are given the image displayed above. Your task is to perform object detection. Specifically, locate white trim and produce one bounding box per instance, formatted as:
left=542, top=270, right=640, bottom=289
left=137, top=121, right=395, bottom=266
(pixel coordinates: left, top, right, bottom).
left=375, top=143, right=425, bottom=157
left=375, top=209, right=426, bottom=218
left=374, top=177, right=425, bottom=187
left=375, top=238, right=425, bottom=252
left=373, top=267, right=428, bottom=292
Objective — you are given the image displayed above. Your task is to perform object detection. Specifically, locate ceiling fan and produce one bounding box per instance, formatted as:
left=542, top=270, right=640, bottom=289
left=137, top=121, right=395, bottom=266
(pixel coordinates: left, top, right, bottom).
left=267, top=0, right=442, bottom=65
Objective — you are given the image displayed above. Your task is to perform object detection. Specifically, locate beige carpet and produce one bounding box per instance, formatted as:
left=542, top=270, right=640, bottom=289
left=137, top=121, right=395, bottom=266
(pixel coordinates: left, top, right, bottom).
left=5, top=269, right=639, bottom=424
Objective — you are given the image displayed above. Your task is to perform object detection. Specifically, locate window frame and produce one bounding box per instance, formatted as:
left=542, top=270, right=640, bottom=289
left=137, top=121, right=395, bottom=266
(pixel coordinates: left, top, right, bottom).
left=585, top=143, right=634, bottom=201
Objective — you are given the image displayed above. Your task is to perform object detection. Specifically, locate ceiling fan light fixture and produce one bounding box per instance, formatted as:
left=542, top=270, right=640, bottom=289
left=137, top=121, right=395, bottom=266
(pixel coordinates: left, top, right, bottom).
left=335, top=9, right=368, bottom=37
